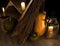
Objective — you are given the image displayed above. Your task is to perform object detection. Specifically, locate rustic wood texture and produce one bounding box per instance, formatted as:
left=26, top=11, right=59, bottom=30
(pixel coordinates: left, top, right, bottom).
left=0, top=0, right=44, bottom=46
left=11, top=0, right=41, bottom=45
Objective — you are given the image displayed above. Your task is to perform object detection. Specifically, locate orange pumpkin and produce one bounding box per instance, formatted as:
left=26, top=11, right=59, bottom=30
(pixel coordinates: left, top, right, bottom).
left=34, top=11, right=46, bottom=36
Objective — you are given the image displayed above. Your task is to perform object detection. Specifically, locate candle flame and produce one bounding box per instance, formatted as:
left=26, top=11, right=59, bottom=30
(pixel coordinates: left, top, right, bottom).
left=49, top=26, right=53, bottom=29
left=48, top=26, right=53, bottom=32
left=2, top=7, right=5, bottom=16
left=21, top=2, right=25, bottom=11
left=2, top=7, right=5, bottom=12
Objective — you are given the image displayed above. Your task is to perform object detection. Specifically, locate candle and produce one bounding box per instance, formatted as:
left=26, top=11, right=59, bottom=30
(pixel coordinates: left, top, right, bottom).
left=2, top=7, right=5, bottom=16
left=48, top=26, right=53, bottom=32
left=48, top=26, right=54, bottom=38
left=21, top=2, right=26, bottom=11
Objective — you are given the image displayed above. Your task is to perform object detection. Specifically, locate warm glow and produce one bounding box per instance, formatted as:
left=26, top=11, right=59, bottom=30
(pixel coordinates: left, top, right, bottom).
left=48, top=26, right=54, bottom=38
left=34, top=12, right=46, bottom=36
left=2, top=7, right=5, bottom=16
left=21, top=2, right=25, bottom=11
left=2, top=7, right=5, bottom=12
left=48, top=26, right=53, bottom=32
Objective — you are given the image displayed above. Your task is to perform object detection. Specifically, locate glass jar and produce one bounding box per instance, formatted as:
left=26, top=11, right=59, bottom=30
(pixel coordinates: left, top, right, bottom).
left=46, top=18, right=59, bottom=39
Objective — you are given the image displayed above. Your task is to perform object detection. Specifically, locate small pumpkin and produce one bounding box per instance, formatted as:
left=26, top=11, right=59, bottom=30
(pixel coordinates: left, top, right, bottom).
left=34, top=11, right=46, bottom=36
left=29, top=32, right=40, bottom=42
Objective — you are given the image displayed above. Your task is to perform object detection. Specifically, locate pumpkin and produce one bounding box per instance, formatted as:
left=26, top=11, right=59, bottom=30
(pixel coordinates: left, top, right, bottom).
left=29, top=32, right=40, bottom=42
left=34, top=11, right=46, bottom=36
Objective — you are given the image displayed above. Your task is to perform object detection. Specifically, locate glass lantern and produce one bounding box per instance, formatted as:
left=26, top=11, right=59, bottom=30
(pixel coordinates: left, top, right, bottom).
left=46, top=18, right=59, bottom=39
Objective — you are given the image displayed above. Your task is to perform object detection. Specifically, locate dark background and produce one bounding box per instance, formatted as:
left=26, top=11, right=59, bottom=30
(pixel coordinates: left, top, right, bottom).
left=0, top=0, right=9, bottom=8
left=0, top=0, right=60, bottom=17
left=44, top=0, right=60, bottom=21
left=0, top=0, right=60, bottom=19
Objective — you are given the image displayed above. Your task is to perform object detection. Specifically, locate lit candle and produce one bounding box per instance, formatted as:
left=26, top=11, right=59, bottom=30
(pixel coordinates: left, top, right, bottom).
left=2, top=7, right=5, bottom=16
left=48, top=26, right=53, bottom=32
left=21, top=2, right=26, bottom=11
left=48, top=26, right=54, bottom=38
